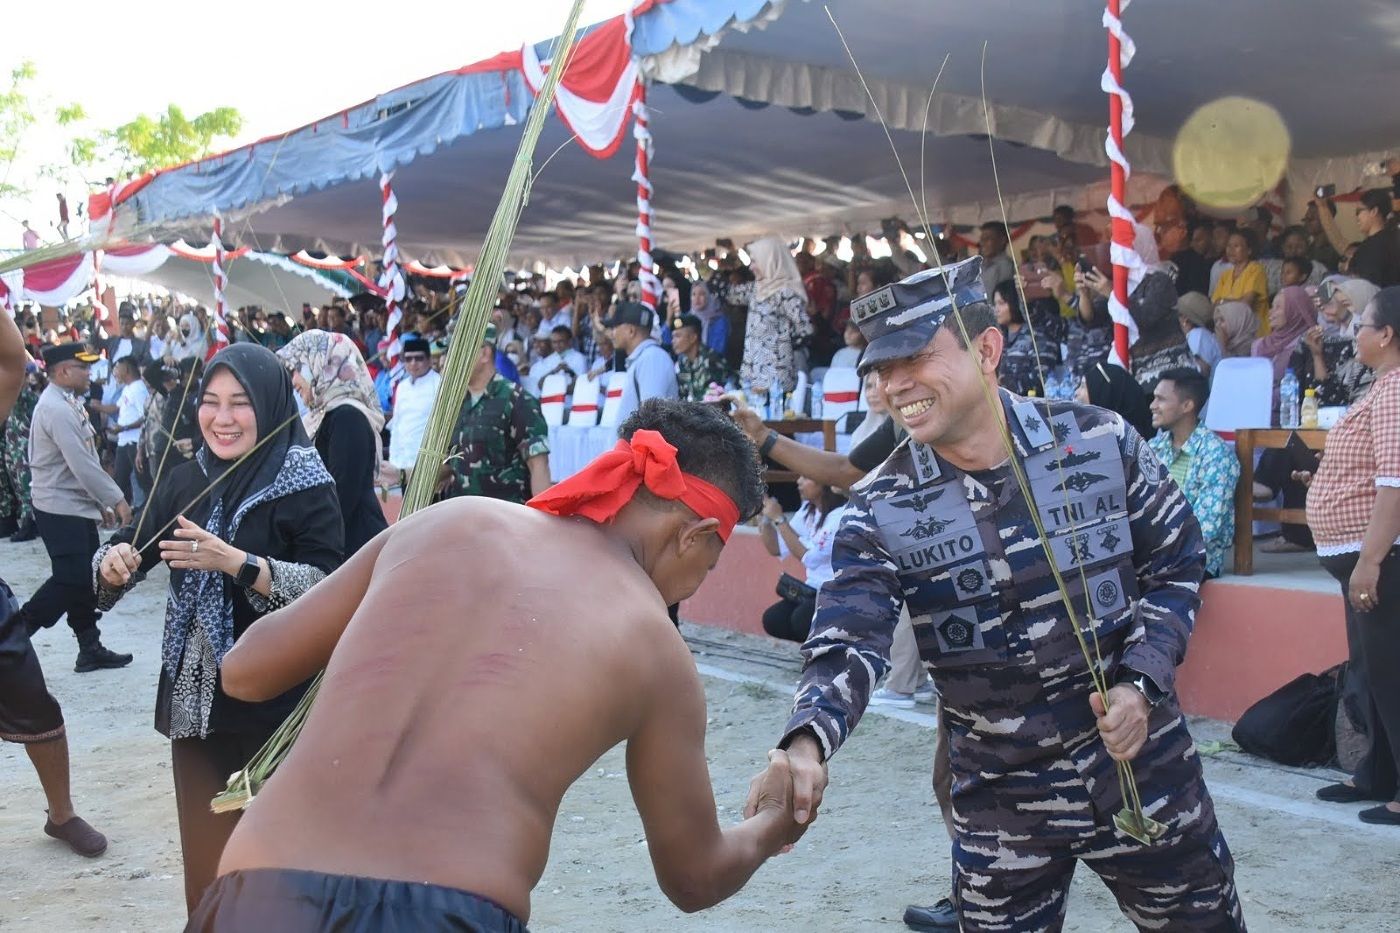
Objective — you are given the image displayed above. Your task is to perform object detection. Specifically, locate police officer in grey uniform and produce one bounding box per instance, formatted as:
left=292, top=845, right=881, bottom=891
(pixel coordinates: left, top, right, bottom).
left=751, top=256, right=1245, bottom=931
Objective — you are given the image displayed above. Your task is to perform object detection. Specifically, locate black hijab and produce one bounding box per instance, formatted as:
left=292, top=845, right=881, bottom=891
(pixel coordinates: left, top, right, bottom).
left=191, top=343, right=311, bottom=528
left=1084, top=362, right=1155, bottom=439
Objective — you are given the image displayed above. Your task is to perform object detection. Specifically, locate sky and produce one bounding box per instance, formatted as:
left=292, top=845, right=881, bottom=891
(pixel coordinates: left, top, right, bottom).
left=2, top=0, right=634, bottom=248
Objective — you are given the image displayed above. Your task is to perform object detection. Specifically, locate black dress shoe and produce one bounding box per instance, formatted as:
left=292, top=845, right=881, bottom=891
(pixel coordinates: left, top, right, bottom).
left=0, top=516, right=16, bottom=537
left=1316, top=782, right=1384, bottom=803
left=74, top=643, right=134, bottom=673
left=10, top=517, right=36, bottom=542
left=904, top=898, right=958, bottom=932
left=1358, top=804, right=1400, bottom=825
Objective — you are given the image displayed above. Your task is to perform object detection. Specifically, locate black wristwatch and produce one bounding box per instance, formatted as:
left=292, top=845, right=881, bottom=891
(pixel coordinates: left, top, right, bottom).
left=1117, top=668, right=1167, bottom=708
left=235, top=553, right=262, bottom=588
left=759, top=429, right=779, bottom=458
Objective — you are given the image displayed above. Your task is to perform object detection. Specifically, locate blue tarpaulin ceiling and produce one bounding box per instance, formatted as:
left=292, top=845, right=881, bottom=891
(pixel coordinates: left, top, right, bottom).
left=116, top=0, right=1400, bottom=268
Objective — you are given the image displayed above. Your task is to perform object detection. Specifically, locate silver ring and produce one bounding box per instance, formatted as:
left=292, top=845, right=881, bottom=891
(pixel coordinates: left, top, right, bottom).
left=190, top=540, right=199, bottom=554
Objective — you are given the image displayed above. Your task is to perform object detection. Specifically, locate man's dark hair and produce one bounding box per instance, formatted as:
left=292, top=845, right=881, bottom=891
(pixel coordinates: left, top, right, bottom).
left=550, top=325, right=573, bottom=340
left=1158, top=366, right=1209, bottom=416
left=115, top=357, right=139, bottom=377
left=1281, top=256, right=1311, bottom=281
left=1052, top=205, right=1075, bottom=222
left=620, top=399, right=765, bottom=523
left=947, top=300, right=998, bottom=349
left=980, top=221, right=1009, bottom=241
left=1188, top=219, right=1213, bottom=238
left=1360, top=188, right=1394, bottom=221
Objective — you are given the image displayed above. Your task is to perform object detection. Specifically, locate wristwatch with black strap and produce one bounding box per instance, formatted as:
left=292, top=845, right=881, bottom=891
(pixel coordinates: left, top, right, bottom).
left=1115, top=666, right=1167, bottom=708
left=235, top=552, right=262, bottom=588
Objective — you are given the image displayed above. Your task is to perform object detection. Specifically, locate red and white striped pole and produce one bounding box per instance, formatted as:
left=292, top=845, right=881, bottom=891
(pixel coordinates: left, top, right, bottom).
left=210, top=216, right=231, bottom=354
left=1103, top=0, right=1136, bottom=369
left=632, top=84, right=661, bottom=311
left=379, top=170, right=408, bottom=371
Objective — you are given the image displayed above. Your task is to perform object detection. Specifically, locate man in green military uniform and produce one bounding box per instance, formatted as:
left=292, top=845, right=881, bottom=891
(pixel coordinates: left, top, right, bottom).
left=438, top=323, right=553, bottom=504
left=0, top=375, right=40, bottom=541
left=672, top=313, right=729, bottom=402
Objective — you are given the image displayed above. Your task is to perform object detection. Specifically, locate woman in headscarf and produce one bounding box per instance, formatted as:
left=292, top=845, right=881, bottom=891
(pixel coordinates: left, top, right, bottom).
left=1176, top=291, right=1222, bottom=376
left=1293, top=278, right=1381, bottom=407
left=169, top=312, right=209, bottom=362
left=276, top=330, right=388, bottom=555
left=736, top=236, right=813, bottom=398
left=1127, top=271, right=1197, bottom=393
left=1213, top=300, right=1259, bottom=359
left=689, top=280, right=729, bottom=357
left=1251, top=286, right=1322, bottom=552
left=94, top=343, right=343, bottom=914
left=1075, top=361, right=1155, bottom=440
left=1252, top=285, right=1318, bottom=418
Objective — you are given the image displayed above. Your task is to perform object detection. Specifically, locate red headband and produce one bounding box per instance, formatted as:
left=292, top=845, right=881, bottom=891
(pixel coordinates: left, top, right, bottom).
left=526, top=429, right=740, bottom=541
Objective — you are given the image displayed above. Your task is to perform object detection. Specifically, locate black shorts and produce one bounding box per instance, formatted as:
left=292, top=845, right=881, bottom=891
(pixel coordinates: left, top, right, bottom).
left=0, top=578, right=64, bottom=743
left=186, top=868, right=530, bottom=933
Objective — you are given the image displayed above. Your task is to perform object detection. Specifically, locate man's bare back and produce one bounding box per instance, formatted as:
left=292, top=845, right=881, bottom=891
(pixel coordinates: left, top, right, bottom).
left=218, top=496, right=798, bottom=924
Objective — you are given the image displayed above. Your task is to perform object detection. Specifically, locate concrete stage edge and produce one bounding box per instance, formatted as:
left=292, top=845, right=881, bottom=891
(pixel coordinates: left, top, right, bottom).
left=680, top=528, right=1348, bottom=722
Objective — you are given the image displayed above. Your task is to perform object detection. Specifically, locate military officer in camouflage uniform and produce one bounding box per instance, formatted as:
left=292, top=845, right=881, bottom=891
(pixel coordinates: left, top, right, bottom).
left=755, top=256, right=1245, bottom=932
left=0, top=376, right=40, bottom=541
left=439, top=323, right=552, bottom=504
left=671, top=313, right=729, bottom=402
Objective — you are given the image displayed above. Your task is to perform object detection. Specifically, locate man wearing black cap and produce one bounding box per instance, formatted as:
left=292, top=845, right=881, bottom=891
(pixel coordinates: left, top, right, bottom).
left=387, top=334, right=441, bottom=478
left=749, top=256, right=1244, bottom=931
left=19, top=342, right=133, bottom=672
left=601, top=301, right=676, bottom=427
left=672, top=313, right=729, bottom=402
left=0, top=312, right=110, bottom=858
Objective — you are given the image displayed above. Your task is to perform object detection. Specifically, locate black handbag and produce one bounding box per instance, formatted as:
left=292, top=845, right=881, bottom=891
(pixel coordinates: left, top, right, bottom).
left=776, top=572, right=817, bottom=603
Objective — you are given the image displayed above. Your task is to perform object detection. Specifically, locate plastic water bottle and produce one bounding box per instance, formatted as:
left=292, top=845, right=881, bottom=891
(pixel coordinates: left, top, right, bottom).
left=812, top=381, right=824, bottom=418
left=1279, top=369, right=1300, bottom=428
left=1301, top=387, right=1319, bottom=429
left=769, top=379, right=784, bottom=419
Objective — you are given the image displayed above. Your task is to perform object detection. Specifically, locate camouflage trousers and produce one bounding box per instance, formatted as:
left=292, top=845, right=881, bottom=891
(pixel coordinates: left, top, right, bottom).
left=952, top=800, right=1245, bottom=932
left=0, top=413, right=31, bottom=525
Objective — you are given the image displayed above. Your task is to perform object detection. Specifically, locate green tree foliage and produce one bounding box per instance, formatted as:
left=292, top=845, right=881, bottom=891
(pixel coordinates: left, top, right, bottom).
left=106, top=105, right=244, bottom=174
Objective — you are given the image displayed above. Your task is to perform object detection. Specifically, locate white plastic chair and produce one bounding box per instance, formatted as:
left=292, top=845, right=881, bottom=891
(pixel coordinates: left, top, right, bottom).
left=1204, top=357, right=1274, bottom=435
left=538, top=373, right=569, bottom=427
left=823, top=367, right=863, bottom=427
left=599, top=372, right=626, bottom=427
left=568, top=373, right=602, bottom=426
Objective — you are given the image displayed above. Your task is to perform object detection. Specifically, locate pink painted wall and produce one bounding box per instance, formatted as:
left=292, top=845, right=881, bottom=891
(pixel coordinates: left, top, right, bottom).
left=682, top=531, right=1350, bottom=721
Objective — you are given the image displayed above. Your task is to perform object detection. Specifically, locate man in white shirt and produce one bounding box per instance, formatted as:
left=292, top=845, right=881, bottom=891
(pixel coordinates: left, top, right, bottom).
left=387, top=336, right=442, bottom=478
left=601, top=301, right=677, bottom=429
left=526, top=326, right=589, bottom=396
left=978, top=221, right=1016, bottom=298
left=89, top=357, right=147, bottom=505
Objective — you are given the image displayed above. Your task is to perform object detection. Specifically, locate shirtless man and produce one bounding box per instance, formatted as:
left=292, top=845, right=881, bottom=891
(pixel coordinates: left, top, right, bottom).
left=172, top=399, right=804, bottom=931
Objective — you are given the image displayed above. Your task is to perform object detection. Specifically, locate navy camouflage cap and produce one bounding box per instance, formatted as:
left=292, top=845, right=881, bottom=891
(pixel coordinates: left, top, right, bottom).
left=853, top=255, right=987, bottom=376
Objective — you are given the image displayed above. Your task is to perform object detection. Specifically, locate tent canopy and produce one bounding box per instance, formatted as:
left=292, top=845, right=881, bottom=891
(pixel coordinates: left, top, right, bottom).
left=122, top=252, right=354, bottom=310
left=115, top=0, right=1400, bottom=269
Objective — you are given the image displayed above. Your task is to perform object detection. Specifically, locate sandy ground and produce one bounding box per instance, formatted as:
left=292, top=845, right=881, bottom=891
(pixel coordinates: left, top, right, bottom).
left=3, top=534, right=1399, bottom=932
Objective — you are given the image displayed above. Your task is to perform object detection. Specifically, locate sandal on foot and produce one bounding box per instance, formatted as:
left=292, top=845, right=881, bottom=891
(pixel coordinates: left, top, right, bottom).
left=44, top=815, right=108, bottom=857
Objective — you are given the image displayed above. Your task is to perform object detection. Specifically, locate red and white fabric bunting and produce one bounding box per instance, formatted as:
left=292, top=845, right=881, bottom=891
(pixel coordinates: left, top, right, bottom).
left=1103, top=0, right=1136, bottom=368
left=209, top=217, right=232, bottom=354
left=378, top=170, right=408, bottom=371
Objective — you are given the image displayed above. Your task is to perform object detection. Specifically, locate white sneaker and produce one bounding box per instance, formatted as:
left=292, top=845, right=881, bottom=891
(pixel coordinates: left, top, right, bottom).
left=913, top=681, right=937, bottom=704
left=870, top=686, right=916, bottom=709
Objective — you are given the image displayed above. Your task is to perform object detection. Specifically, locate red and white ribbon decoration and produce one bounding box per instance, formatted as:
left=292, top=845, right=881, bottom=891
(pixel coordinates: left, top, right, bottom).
left=632, top=87, right=661, bottom=310
left=1102, top=0, right=1137, bottom=368
left=378, top=170, right=408, bottom=370
left=210, top=216, right=232, bottom=354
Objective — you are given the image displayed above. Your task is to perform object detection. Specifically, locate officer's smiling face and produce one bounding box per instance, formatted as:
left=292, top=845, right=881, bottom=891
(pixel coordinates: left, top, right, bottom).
left=873, top=325, right=1002, bottom=449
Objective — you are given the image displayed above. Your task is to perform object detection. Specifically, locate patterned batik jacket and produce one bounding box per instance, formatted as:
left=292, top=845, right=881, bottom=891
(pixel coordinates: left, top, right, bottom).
left=783, top=391, right=1210, bottom=842
left=1149, top=424, right=1239, bottom=577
